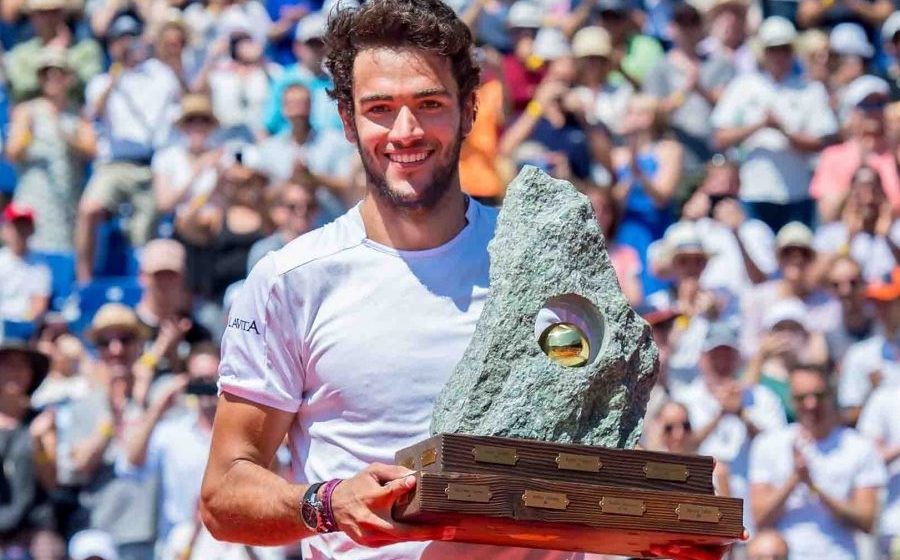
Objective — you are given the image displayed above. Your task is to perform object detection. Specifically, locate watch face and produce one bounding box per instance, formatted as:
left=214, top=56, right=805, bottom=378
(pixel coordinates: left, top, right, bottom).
left=301, top=502, right=319, bottom=530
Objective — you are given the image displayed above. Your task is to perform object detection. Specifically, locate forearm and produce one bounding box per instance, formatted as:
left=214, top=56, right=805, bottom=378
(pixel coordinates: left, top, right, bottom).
left=690, top=412, right=723, bottom=450
left=498, top=111, right=541, bottom=157
left=125, top=405, right=165, bottom=467
left=201, top=458, right=313, bottom=545
left=753, top=477, right=798, bottom=528
left=715, top=124, right=762, bottom=150
left=797, top=0, right=827, bottom=26
left=785, top=132, right=826, bottom=153
left=733, top=230, right=769, bottom=284
left=815, top=489, right=875, bottom=532
left=850, top=0, right=892, bottom=26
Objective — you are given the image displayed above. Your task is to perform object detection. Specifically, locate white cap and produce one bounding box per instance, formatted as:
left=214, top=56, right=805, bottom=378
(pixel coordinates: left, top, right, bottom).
left=843, top=74, right=889, bottom=108
left=883, top=11, right=900, bottom=41
left=69, top=530, right=118, bottom=560
left=533, top=27, right=571, bottom=60
left=296, top=12, right=327, bottom=43
left=763, top=298, right=809, bottom=330
left=758, top=16, right=797, bottom=48
left=664, top=220, right=710, bottom=257
left=507, top=0, right=543, bottom=29
left=572, top=26, right=612, bottom=58
left=830, top=22, right=873, bottom=58
left=775, top=221, right=814, bottom=253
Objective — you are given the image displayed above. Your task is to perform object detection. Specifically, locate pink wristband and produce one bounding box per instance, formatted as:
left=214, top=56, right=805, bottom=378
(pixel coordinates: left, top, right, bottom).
left=320, top=478, right=343, bottom=533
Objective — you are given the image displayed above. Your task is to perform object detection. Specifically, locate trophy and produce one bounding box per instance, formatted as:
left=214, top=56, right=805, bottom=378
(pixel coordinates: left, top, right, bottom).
left=392, top=167, right=745, bottom=557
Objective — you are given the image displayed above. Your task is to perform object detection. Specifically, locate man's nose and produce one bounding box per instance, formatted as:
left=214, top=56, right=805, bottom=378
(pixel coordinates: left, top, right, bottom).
left=388, top=106, right=425, bottom=144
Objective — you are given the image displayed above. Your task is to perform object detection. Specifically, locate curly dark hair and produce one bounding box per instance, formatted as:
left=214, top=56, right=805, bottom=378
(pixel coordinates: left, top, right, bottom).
left=324, top=0, right=481, bottom=113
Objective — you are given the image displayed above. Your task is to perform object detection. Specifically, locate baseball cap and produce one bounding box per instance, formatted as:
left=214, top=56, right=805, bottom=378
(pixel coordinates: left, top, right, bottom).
left=843, top=75, right=889, bottom=109
left=295, top=12, right=327, bottom=43
left=507, top=0, right=543, bottom=29
left=758, top=16, right=797, bottom=48
left=763, top=298, right=809, bottom=330
left=533, top=27, right=571, bottom=60
left=775, top=221, right=814, bottom=253
left=664, top=221, right=710, bottom=258
left=572, top=26, right=612, bottom=58
left=3, top=202, right=35, bottom=223
left=69, top=530, right=119, bottom=560
left=830, top=22, right=873, bottom=58
left=140, top=239, right=186, bottom=275
left=108, top=14, right=142, bottom=40
left=702, top=321, right=740, bottom=352
left=0, top=336, right=49, bottom=394
left=865, top=267, right=900, bottom=301
left=883, top=11, right=900, bottom=42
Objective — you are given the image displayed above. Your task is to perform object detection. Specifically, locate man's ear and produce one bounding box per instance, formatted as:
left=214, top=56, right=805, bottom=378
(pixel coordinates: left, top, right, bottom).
left=461, top=91, right=478, bottom=138
left=339, top=103, right=358, bottom=144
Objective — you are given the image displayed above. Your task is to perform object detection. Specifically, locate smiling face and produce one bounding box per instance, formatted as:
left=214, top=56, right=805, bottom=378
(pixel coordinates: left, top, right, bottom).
left=341, top=47, right=474, bottom=212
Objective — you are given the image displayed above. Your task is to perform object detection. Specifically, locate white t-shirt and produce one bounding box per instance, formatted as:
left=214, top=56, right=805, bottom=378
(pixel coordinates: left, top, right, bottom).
left=0, top=248, right=51, bottom=321
left=813, top=221, right=900, bottom=283
left=748, top=424, right=887, bottom=560
left=151, top=145, right=219, bottom=212
left=838, top=334, right=900, bottom=409
left=219, top=200, right=582, bottom=560
left=711, top=72, right=838, bottom=203
left=694, top=217, right=777, bottom=297
left=857, top=385, right=900, bottom=536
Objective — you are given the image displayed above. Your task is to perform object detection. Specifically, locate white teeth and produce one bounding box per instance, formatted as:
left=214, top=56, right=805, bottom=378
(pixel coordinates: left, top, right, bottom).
left=389, top=152, right=429, bottom=163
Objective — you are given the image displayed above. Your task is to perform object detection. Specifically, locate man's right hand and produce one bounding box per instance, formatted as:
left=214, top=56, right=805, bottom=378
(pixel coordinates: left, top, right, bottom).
left=330, top=463, right=446, bottom=547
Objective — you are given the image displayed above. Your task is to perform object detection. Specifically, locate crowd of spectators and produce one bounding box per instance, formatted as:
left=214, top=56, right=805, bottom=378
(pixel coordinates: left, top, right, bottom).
left=0, top=0, right=898, bottom=558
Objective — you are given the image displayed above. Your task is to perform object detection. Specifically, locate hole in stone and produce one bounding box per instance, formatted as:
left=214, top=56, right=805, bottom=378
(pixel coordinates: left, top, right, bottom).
left=535, top=294, right=606, bottom=368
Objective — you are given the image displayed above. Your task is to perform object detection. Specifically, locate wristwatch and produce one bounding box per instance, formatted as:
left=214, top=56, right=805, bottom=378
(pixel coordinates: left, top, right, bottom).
left=301, top=482, right=326, bottom=533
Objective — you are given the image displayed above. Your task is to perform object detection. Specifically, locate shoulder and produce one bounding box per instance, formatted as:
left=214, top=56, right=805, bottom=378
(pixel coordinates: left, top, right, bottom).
left=269, top=206, right=367, bottom=276
left=754, top=423, right=795, bottom=449
left=834, top=426, right=878, bottom=453
left=844, top=335, right=882, bottom=362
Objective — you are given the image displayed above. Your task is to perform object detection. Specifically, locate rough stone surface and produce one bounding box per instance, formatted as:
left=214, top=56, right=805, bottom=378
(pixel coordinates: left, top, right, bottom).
left=430, top=167, right=658, bottom=448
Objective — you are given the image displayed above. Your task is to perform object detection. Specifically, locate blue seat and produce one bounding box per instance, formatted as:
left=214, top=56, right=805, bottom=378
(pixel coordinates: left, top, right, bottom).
left=71, top=276, right=143, bottom=336
left=31, top=251, right=76, bottom=312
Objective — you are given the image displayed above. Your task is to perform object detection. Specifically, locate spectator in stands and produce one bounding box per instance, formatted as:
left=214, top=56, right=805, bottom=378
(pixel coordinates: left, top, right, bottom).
left=858, top=375, right=900, bottom=559
left=701, top=0, right=754, bottom=74
left=750, top=362, right=885, bottom=560
left=585, top=185, right=643, bottom=305
left=815, top=165, right=898, bottom=283
left=680, top=157, right=777, bottom=297
left=500, top=1, right=546, bottom=115
left=797, top=0, right=892, bottom=36
left=265, top=12, right=342, bottom=136
left=568, top=25, right=633, bottom=139
left=151, top=94, right=222, bottom=219
left=76, top=14, right=182, bottom=283
left=672, top=321, right=786, bottom=533
left=822, top=256, right=875, bottom=364
left=67, top=529, right=118, bottom=560
left=747, top=529, right=789, bottom=560
left=882, top=12, right=900, bottom=98
left=810, top=76, right=900, bottom=220
left=31, top=329, right=88, bottom=409
left=29, top=528, right=66, bottom=560
left=638, top=302, right=680, bottom=419
left=713, top=16, right=837, bottom=231
left=741, top=222, right=840, bottom=356
left=828, top=23, right=876, bottom=115
left=153, top=19, right=196, bottom=93
left=796, top=29, right=831, bottom=86
left=246, top=182, right=318, bottom=272
left=644, top=3, right=735, bottom=169
left=591, top=0, right=663, bottom=88
left=839, top=267, right=900, bottom=425
left=645, top=400, right=696, bottom=454
left=5, top=48, right=97, bottom=252
left=4, top=0, right=102, bottom=102
left=0, top=203, right=51, bottom=324
left=0, top=335, right=53, bottom=552
left=611, top=94, right=681, bottom=295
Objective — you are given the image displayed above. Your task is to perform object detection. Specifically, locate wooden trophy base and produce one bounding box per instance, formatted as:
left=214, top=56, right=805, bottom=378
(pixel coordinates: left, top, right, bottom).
left=393, top=434, right=745, bottom=558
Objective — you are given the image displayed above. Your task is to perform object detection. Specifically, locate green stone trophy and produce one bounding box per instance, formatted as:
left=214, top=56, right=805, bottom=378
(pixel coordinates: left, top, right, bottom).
left=392, top=167, right=745, bottom=557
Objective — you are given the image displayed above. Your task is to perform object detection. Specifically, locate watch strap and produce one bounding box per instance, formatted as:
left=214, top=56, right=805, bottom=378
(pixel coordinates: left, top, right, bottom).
left=319, top=478, right=343, bottom=533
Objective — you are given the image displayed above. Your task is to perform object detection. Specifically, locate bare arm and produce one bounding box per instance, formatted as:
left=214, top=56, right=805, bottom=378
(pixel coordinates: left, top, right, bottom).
left=814, top=486, right=879, bottom=533
left=5, top=104, right=32, bottom=163
left=633, top=139, right=682, bottom=208
left=125, top=377, right=188, bottom=467
left=714, top=121, right=765, bottom=151
left=796, top=0, right=829, bottom=27
left=846, top=0, right=893, bottom=27
left=751, top=478, right=800, bottom=529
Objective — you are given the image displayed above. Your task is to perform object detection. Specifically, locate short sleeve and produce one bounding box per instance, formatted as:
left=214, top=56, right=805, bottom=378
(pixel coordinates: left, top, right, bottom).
left=710, top=79, right=742, bottom=129
left=852, top=434, right=887, bottom=489
left=738, top=220, right=777, bottom=276
left=218, top=253, right=304, bottom=413
left=838, top=343, right=874, bottom=409
left=857, top=389, right=890, bottom=442
left=806, top=83, right=838, bottom=137
left=748, top=431, right=779, bottom=486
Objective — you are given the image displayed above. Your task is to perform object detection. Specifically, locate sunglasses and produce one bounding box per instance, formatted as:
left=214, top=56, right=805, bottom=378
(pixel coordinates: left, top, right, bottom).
left=662, top=421, right=691, bottom=434
left=96, top=333, right=137, bottom=348
left=281, top=202, right=317, bottom=214
left=830, top=278, right=862, bottom=290
left=183, top=116, right=214, bottom=126
left=791, top=390, right=829, bottom=403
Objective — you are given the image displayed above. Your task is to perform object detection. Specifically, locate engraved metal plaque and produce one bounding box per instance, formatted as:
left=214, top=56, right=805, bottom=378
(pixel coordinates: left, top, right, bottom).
left=675, top=504, right=722, bottom=523
left=522, top=490, right=569, bottom=511
left=644, top=461, right=690, bottom=482
left=599, top=496, right=646, bottom=517
left=472, top=445, right=519, bottom=466
left=555, top=453, right=602, bottom=473
left=445, top=484, right=492, bottom=503
left=420, top=448, right=438, bottom=467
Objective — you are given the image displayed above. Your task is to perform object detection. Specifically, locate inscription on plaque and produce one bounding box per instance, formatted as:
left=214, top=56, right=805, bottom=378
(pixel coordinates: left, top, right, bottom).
left=676, top=504, right=722, bottom=523
left=644, top=461, right=690, bottom=482
left=420, top=448, right=438, bottom=467
left=522, top=490, right=569, bottom=510
left=445, top=484, right=492, bottom=503
left=472, top=445, right=519, bottom=466
left=556, top=453, right=602, bottom=473
left=599, top=497, right=646, bottom=517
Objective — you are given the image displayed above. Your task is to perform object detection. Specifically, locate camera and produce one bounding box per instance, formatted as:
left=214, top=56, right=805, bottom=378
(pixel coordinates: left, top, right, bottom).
left=185, top=379, right=218, bottom=396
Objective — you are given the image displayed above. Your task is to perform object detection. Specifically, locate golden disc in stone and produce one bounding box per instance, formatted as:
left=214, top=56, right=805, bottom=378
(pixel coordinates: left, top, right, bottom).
left=539, top=322, right=590, bottom=367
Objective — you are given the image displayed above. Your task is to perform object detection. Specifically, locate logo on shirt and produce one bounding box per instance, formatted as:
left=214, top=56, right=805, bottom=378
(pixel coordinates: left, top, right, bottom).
left=228, top=317, right=260, bottom=335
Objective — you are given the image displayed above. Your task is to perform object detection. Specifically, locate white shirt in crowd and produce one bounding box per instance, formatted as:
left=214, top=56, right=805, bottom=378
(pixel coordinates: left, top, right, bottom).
left=219, top=200, right=582, bottom=560
left=858, top=385, right=900, bottom=538
left=673, top=378, right=786, bottom=534
left=694, top=217, right=777, bottom=297
left=150, top=145, right=219, bottom=213
left=838, top=332, right=900, bottom=409
left=711, top=72, right=838, bottom=204
left=85, top=58, right=182, bottom=163
left=749, top=424, right=887, bottom=560
left=209, top=62, right=282, bottom=136
left=813, top=221, right=900, bottom=283
left=0, top=247, right=51, bottom=322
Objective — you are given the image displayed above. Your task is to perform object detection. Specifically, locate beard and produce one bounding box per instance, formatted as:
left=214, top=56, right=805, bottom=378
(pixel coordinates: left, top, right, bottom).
left=355, top=121, right=464, bottom=211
